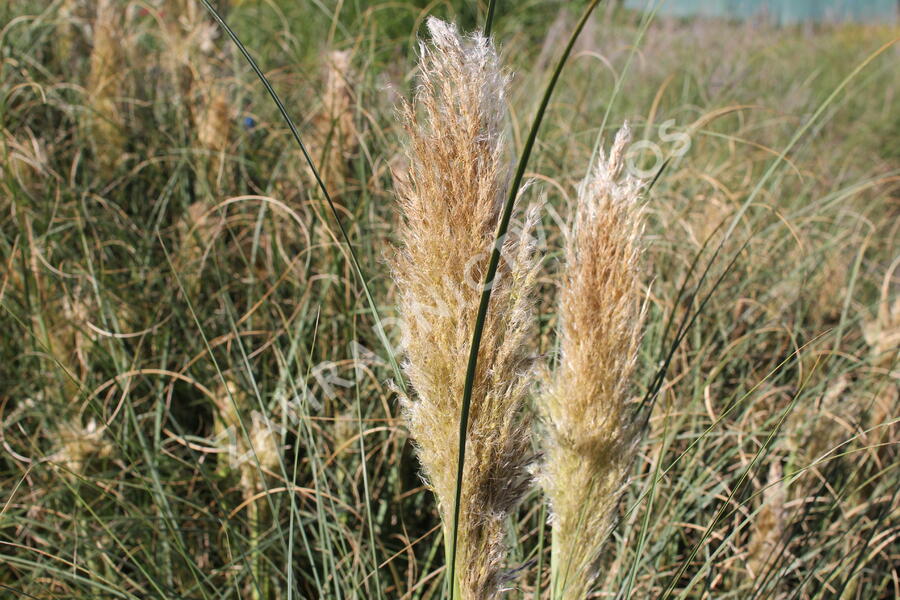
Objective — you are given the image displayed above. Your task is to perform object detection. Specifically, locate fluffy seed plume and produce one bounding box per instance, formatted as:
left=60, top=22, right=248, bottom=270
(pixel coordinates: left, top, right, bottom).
left=51, top=419, right=114, bottom=479
left=747, top=461, right=786, bottom=578
left=86, top=0, right=126, bottom=168
left=539, top=125, right=644, bottom=599
left=862, top=264, right=900, bottom=371
left=197, top=86, right=232, bottom=154
left=392, top=17, right=538, bottom=599
left=213, top=378, right=281, bottom=497
left=306, top=49, right=359, bottom=197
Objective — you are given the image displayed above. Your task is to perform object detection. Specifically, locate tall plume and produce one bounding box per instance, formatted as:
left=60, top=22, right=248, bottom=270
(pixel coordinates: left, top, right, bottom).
left=391, top=17, right=538, bottom=599
left=539, top=125, right=644, bottom=599
left=311, top=50, right=358, bottom=193
left=86, top=0, right=126, bottom=168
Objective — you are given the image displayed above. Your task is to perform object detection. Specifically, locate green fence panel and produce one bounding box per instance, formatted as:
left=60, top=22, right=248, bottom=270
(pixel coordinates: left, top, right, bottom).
left=624, top=0, right=898, bottom=24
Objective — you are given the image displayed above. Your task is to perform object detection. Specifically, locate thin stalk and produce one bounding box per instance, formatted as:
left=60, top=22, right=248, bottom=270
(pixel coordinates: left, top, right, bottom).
left=447, top=1, right=604, bottom=597
left=249, top=499, right=262, bottom=600
left=533, top=502, right=547, bottom=600
left=352, top=319, right=386, bottom=600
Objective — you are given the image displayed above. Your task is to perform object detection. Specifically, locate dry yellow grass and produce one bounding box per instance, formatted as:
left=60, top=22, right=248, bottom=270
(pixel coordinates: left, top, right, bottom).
left=539, top=125, right=645, bottom=600
left=392, top=17, right=539, bottom=599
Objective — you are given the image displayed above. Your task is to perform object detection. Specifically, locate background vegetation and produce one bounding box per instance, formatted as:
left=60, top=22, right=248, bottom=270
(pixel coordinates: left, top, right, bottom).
left=1, top=0, right=897, bottom=598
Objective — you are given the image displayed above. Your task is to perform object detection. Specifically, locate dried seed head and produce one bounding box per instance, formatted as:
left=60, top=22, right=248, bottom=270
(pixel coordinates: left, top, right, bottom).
left=1, top=131, right=48, bottom=193
left=52, top=419, right=113, bottom=478
left=747, top=461, right=786, bottom=577
left=785, top=374, right=856, bottom=464
left=392, top=17, right=536, bottom=599
left=57, top=0, right=90, bottom=64
left=178, top=201, right=219, bottom=259
left=862, top=265, right=900, bottom=371
left=539, top=125, right=645, bottom=599
left=322, top=50, right=357, bottom=149
left=87, top=0, right=126, bottom=168
left=212, top=379, right=280, bottom=495
left=310, top=49, right=359, bottom=192
left=197, top=87, right=232, bottom=154
left=238, top=411, right=281, bottom=494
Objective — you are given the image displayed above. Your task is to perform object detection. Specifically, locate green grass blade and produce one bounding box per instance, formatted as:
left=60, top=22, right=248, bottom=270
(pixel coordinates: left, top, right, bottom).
left=484, top=0, right=498, bottom=37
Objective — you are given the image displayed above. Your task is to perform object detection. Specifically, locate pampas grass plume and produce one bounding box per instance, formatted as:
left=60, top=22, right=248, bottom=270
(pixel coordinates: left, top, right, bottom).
left=197, top=87, right=232, bottom=154
left=52, top=419, right=114, bottom=478
left=539, top=125, right=644, bottom=599
left=311, top=50, right=358, bottom=192
left=747, top=461, right=786, bottom=578
left=87, top=0, right=126, bottom=168
left=392, top=17, right=538, bottom=599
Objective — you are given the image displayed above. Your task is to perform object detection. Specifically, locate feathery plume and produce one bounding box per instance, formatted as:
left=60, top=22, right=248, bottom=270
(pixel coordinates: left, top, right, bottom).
left=747, top=461, right=786, bottom=578
left=539, top=125, right=644, bottom=600
left=177, top=201, right=222, bottom=270
left=51, top=419, right=114, bottom=479
left=307, top=50, right=358, bottom=196
left=320, top=50, right=357, bottom=153
left=213, top=378, right=281, bottom=496
left=2, top=130, right=48, bottom=193
left=86, top=0, right=126, bottom=169
left=56, top=0, right=90, bottom=63
left=392, top=17, right=538, bottom=599
left=785, top=374, right=853, bottom=465
left=197, top=86, right=232, bottom=154
left=862, top=265, right=899, bottom=371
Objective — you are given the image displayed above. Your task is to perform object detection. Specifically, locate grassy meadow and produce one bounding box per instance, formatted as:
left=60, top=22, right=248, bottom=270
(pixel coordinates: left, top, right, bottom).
left=1, top=1, right=898, bottom=598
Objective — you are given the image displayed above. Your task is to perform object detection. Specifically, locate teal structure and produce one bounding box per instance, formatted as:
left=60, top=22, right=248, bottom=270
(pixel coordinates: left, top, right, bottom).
left=624, top=0, right=898, bottom=24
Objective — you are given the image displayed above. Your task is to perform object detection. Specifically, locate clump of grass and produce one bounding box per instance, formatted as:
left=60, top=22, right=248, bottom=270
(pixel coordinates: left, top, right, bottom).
left=391, top=17, right=539, bottom=599
left=538, top=125, right=645, bottom=600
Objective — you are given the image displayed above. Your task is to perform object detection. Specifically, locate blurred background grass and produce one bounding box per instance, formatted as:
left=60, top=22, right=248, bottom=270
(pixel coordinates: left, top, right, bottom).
left=1, top=1, right=898, bottom=598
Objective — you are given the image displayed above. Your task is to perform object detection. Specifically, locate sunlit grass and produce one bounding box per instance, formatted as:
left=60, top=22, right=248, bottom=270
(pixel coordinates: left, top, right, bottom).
left=1, top=1, right=897, bottom=598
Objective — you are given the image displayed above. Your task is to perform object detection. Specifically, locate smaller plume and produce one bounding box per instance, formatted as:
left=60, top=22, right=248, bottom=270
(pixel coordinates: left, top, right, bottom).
left=539, top=125, right=645, bottom=600
left=86, top=0, right=126, bottom=169
left=747, top=461, right=786, bottom=578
